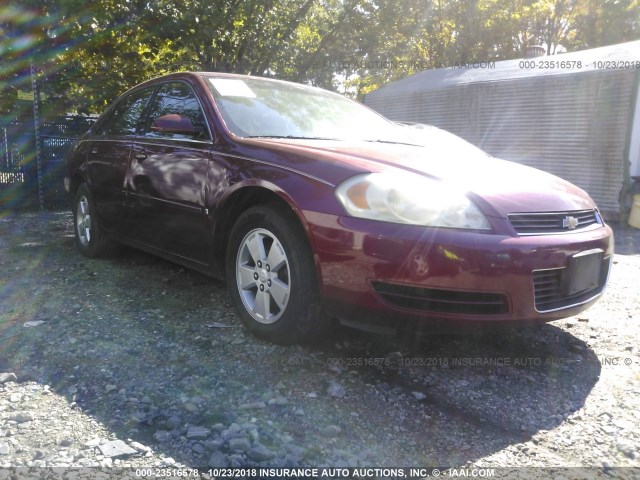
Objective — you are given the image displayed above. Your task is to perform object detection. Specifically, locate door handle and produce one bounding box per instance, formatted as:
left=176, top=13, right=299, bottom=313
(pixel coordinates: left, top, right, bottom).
left=135, top=153, right=147, bottom=161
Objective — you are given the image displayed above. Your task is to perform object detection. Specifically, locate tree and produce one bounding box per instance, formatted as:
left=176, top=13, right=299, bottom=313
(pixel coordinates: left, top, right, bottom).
left=570, top=0, right=640, bottom=49
left=2, top=0, right=638, bottom=115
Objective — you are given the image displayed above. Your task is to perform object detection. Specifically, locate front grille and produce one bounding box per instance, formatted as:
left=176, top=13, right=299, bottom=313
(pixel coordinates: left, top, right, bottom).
left=508, top=209, right=600, bottom=235
left=533, top=258, right=610, bottom=312
left=372, top=282, right=509, bottom=315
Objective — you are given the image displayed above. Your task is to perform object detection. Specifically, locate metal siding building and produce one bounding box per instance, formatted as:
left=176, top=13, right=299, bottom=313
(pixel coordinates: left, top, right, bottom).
left=364, top=41, right=640, bottom=220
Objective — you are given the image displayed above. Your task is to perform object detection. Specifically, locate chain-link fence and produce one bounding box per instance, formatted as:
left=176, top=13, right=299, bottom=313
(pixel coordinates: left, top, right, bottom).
left=0, top=115, right=95, bottom=211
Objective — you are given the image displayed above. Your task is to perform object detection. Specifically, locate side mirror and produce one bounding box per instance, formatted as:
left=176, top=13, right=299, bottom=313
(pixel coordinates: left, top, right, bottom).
left=150, top=114, right=203, bottom=137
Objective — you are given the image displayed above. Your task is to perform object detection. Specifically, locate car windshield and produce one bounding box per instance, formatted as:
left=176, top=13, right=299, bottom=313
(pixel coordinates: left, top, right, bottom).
left=205, top=76, right=409, bottom=143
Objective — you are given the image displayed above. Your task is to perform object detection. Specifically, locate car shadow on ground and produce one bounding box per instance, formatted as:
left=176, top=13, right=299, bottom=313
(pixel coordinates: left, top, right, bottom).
left=0, top=215, right=602, bottom=467
left=334, top=324, right=601, bottom=436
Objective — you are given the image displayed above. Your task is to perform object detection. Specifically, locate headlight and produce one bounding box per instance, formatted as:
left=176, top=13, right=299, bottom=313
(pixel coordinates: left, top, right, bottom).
left=335, top=172, right=491, bottom=229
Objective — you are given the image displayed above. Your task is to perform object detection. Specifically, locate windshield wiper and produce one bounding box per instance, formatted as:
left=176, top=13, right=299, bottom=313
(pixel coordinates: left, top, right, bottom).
left=362, top=139, right=421, bottom=146
left=246, top=135, right=420, bottom=146
left=245, top=135, right=341, bottom=140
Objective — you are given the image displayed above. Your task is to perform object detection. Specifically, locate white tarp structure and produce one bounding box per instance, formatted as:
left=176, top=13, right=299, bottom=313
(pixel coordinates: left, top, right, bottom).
left=364, top=41, right=640, bottom=220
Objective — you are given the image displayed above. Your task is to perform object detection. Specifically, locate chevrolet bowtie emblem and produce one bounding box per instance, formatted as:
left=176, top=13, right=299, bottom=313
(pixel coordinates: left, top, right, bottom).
left=563, top=216, right=579, bottom=229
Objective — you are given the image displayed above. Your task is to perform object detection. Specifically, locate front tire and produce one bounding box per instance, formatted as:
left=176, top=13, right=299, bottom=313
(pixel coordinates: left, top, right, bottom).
left=226, top=204, right=329, bottom=344
left=73, top=184, right=118, bottom=258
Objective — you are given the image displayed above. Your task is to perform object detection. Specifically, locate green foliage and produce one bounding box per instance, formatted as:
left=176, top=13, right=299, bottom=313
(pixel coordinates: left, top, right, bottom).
left=570, top=0, right=640, bottom=49
left=1, top=0, right=638, bottom=115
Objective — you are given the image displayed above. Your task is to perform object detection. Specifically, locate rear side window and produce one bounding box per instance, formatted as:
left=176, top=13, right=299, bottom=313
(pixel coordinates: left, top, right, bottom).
left=143, top=82, right=211, bottom=141
left=98, top=87, right=155, bottom=136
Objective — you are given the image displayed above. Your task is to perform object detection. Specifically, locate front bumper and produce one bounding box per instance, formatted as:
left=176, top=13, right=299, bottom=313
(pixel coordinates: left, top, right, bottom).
left=304, top=211, right=614, bottom=332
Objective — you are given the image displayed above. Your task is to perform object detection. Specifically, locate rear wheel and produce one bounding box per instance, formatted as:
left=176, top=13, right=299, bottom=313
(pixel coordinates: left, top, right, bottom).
left=226, top=205, right=329, bottom=344
left=73, top=184, right=118, bottom=257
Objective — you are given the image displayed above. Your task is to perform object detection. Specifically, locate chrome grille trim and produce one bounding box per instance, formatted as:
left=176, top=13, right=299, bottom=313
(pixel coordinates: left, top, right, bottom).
left=508, top=209, right=601, bottom=235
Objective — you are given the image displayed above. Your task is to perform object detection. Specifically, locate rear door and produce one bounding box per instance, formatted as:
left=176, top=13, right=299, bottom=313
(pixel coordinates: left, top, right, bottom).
left=88, top=87, right=156, bottom=234
left=127, top=81, right=212, bottom=264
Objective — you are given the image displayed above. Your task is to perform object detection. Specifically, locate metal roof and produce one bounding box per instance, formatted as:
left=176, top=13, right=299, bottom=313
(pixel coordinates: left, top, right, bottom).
left=365, top=40, right=640, bottom=99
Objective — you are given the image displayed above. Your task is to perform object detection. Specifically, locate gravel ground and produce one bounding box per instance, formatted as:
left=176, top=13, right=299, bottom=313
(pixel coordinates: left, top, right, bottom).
left=0, top=211, right=638, bottom=479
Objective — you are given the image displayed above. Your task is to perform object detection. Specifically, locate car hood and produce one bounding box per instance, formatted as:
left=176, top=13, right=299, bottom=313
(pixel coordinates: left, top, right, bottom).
left=239, top=138, right=597, bottom=218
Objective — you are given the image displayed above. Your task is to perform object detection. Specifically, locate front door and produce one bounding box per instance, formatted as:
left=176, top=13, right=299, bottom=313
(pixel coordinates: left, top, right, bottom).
left=127, top=81, right=212, bottom=264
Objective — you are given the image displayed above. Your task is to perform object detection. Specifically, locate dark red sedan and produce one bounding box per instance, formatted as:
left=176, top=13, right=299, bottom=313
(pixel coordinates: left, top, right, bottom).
left=64, top=72, right=614, bottom=343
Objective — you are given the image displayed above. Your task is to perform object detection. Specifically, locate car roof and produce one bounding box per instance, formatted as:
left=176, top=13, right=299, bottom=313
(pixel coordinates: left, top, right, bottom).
left=128, top=71, right=331, bottom=97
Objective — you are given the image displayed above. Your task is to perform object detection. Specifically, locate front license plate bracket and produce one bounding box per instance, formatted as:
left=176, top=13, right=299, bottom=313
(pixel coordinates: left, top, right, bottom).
left=563, top=249, right=603, bottom=296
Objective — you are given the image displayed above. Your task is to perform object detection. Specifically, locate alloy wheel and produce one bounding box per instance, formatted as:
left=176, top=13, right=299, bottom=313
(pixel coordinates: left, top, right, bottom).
left=236, top=228, right=291, bottom=324
left=76, top=195, right=92, bottom=247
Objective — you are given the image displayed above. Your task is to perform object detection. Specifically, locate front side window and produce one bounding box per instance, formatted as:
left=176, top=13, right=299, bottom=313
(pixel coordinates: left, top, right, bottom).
left=99, top=87, right=155, bottom=136
left=143, top=82, right=210, bottom=141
